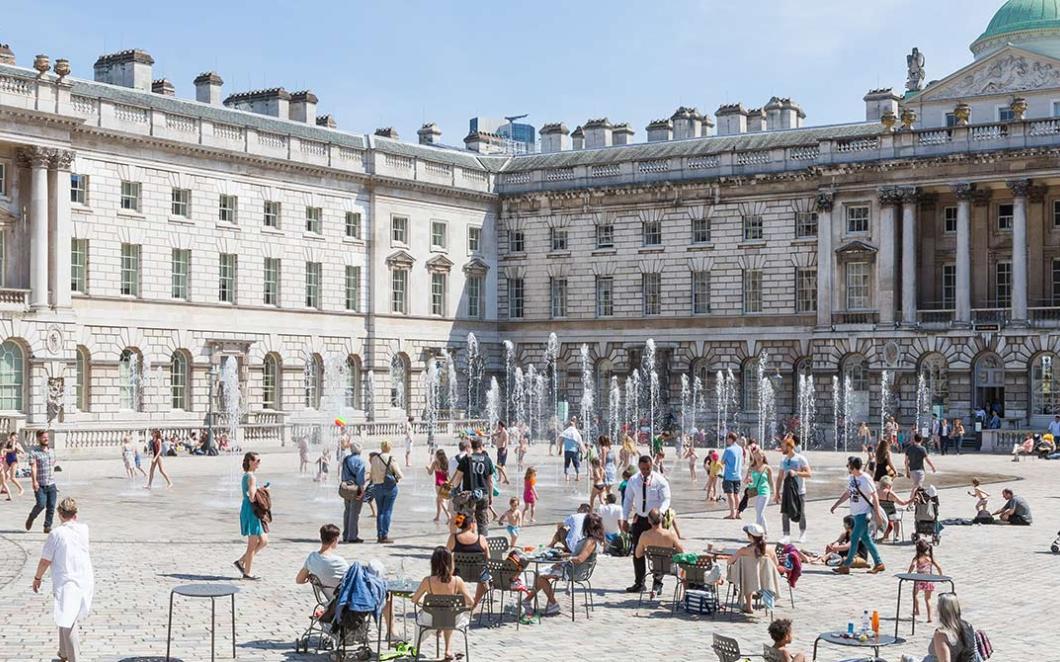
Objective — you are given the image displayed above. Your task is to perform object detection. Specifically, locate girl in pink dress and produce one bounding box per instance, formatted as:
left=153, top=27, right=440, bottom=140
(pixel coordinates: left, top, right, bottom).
left=521, top=467, right=539, bottom=523
left=908, top=538, right=943, bottom=622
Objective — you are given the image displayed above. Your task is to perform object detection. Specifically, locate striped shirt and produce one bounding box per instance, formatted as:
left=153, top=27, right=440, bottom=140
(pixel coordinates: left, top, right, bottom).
left=30, top=446, right=55, bottom=486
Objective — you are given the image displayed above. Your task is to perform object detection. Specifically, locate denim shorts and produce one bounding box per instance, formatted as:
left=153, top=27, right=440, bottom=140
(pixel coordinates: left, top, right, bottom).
left=723, top=479, right=741, bottom=494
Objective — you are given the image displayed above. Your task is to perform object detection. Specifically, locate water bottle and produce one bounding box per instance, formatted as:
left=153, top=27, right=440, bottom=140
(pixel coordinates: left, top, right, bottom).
left=861, top=610, right=870, bottom=634
left=847, top=620, right=855, bottom=636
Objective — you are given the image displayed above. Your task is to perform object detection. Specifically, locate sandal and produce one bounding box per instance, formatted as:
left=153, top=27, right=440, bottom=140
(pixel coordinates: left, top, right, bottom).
left=242, top=574, right=260, bottom=581
left=233, top=560, right=245, bottom=575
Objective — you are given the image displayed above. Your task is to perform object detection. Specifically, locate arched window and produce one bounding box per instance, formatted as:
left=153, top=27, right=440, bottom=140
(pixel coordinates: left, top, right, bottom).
left=171, top=351, right=190, bottom=410
left=919, top=353, right=948, bottom=414
left=390, top=353, right=410, bottom=410
left=346, top=355, right=362, bottom=410
left=74, top=346, right=90, bottom=412
left=262, top=353, right=281, bottom=410
left=1031, top=353, right=1060, bottom=416
left=305, top=353, right=323, bottom=409
left=842, top=354, right=870, bottom=424
left=973, top=352, right=1005, bottom=415
left=0, top=340, right=24, bottom=412
left=741, top=357, right=760, bottom=412
left=119, top=348, right=142, bottom=411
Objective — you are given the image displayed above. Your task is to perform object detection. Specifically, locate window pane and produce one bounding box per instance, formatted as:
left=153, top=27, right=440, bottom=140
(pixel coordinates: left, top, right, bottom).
left=596, top=276, right=613, bottom=317
left=264, top=257, right=280, bottom=305
left=692, top=270, right=710, bottom=314
left=795, top=211, right=817, bottom=238
left=391, top=269, right=407, bottom=313
left=508, top=278, right=524, bottom=318
left=0, top=341, right=24, bottom=411
left=431, top=272, right=447, bottom=315
left=70, top=174, right=88, bottom=204
left=846, top=206, right=869, bottom=233
left=219, top=253, right=237, bottom=303
left=846, top=262, right=870, bottom=310
left=642, top=273, right=661, bottom=315
left=264, top=200, right=280, bottom=228
left=796, top=268, right=817, bottom=313
left=550, top=278, right=567, bottom=317
left=468, top=276, right=482, bottom=318
left=120, top=243, right=140, bottom=296
left=171, top=352, right=188, bottom=410
left=305, top=206, right=322, bottom=234
left=305, top=262, right=321, bottom=308
left=219, top=194, right=238, bottom=223
left=346, top=212, right=361, bottom=239
left=71, top=239, right=88, bottom=293
left=345, top=265, right=361, bottom=312
left=743, top=270, right=762, bottom=313
left=171, top=248, right=190, bottom=300
left=468, top=226, right=481, bottom=252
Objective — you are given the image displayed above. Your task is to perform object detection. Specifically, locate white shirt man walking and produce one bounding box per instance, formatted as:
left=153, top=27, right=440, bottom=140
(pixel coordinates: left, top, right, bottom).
left=32, top=497, right=94, bottom=662
left=621, top=454, right=671, bottom=592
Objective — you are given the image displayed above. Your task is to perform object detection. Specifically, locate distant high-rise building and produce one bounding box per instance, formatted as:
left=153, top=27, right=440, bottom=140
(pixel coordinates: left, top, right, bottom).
left=468, top=116, right=535, bottom=154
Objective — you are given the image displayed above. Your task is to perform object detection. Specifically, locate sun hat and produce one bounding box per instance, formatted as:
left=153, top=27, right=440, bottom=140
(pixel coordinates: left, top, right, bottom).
left=926, top=485, right=938, bottom=498
left=743, top=523, right=765, bottom=538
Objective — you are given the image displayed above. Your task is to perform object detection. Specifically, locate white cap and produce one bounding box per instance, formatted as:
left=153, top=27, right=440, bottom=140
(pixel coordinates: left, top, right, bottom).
left=743, top=523, right=765, bottom=538
left=926, top=485, right=938, bottom=498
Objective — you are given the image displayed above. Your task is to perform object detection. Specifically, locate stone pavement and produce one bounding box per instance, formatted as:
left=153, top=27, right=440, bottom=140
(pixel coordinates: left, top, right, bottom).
left=0, top=442, right=1052, bottom=661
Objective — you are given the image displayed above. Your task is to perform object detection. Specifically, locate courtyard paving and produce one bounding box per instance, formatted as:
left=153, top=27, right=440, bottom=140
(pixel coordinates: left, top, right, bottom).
left=0, top=441, right=1052, bottom=661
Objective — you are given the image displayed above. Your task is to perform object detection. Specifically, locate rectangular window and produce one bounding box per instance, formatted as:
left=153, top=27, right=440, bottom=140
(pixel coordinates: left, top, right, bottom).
left=120, top=180, right=141, bottom=212
left=219, top=194, right=238, bottom=224
left=998, top=106, right=1015, bottom=122
left=391, top=269, right=408, bottom=313
left=509, top=230, right=525, bottom=253
left=120, top=243, right=140, bottom=296
left=263, top=257, right=280, bottom=306
left=171, top=248, right=190, bottom=300
left=943, top=206, right=958, bottom=234
left=846, top=205, right=869, bottom=233
left=218, top=253, right=237, bottom=303
left=507, top=278, right=524, bottom=319
left=305, top=206, right=323, bottom=234
left=0, top=162, right=5, bottom=196
left=1053, top=101, right=1060, bottom=117
left=595, top=276, right=614, bottom=317
left=431, top=220, right=447, bottom=249
left=742, top=215, right=763, bottom=241
left=549, top=277, right=568, bottom=318
left=263, top=200, right=281, bottom=228
left=391, top=215, right=408, bottom=244
left=945, top=113, right=958, bottom=128
left=550, top=227, right=568, bottom=251
left=1053, top=200, right=1060, bottom=229
left=345, top=211, right=362, bottom=239
left=794, top=211, right=817, bottom=238
left=305, top=261, right=322, bottom=308
left=642, top=273, right=661, bottom=315
left=995, top=261, right=1012, bottom=307
left=998, top=203, right=1014, bottom=231
left=467, top=275, right=483, bottom=319
left=70, top=173, right=88, bottom=204
left=846, top=261, right=870, bottom=310
left=743, top=269, right=762, bottom=313
left=1053, top=258, right=1060, bottom=305
left=171, top=188, right=191, bottom=218
left=643, top=220, right=662, bottom=246
left=70, top=239, right=88, bottom=293
left=692, top=216, right=711, bottom=243
left=796, top=268, right=817, bottom=313
left=430, top=272, right=447, bottom=316
left=942, top=263, right=956, bottom=309
left=468, top=226, right=481, bottom=253
left=596, top=224, right=614, bottom=249
left=345, top=265, right=361, bottom=312
left=692, top=270, right=710, bottom=314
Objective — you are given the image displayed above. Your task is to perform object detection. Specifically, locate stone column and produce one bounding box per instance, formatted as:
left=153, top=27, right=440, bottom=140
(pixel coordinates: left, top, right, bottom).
left=877, top=187, right=901, bottom=325
left=1008, top=179, right=1030, bottom=324
left=48, top=150, right=74, bottom=308
left=19, top=147, right=51, bottom=310
left=900, top=186, right=919, bottom=326
left=952, top=183, right=974, bottom=325
left=815, top=190, right=835, bottom=328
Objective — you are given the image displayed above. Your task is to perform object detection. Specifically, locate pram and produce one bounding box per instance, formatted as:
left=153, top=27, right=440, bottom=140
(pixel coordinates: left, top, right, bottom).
left=911, top=487, right=941, bottom=544
left=298, top=562, right=387, bottom=661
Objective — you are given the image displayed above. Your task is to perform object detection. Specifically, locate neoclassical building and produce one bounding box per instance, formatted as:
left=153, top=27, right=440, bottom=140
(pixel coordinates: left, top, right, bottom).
left=1, top=0, right=1060, bottom=451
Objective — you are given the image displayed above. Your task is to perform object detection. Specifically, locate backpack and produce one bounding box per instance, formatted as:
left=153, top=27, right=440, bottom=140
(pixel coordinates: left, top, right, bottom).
left=954, top=621, right=978, bottom=662
left=974, top=629, right=993, bottom=660
left=608, top=532, right=632, bottom=557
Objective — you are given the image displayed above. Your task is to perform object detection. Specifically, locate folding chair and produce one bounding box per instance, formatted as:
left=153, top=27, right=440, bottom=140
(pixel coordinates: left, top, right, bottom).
left=486, top=535, right=510, bottom=560
left=711, top=633, right=745, bottom=662
left=413, top=594, right=471, bottom=662
left=452, top=551, right=490, bottom=624
left=675, top=557, right=719, bottom=617
left=295, top=574, right=331, bottom=653
left=484, top=559, right=525, bottom=628
left=563, top=556, right=597, bottom=621
left=637, top=546, right=678, bottom=614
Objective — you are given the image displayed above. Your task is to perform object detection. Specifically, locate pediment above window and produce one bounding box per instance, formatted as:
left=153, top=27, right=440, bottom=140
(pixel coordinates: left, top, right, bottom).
left=386, top=250, right=416, bottom=269
left=836, top=240, right=878, bottom=260
left=462, top=256, right=490, bottom=276
left=426, top=254, right=454, bottom=273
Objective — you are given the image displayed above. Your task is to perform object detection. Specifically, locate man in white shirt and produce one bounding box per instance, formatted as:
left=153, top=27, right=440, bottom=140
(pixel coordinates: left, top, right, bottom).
left=447, top=439, right=470, bottom=479
left=596, top=493, right=624, bottom=541
left=1049, top=415, right=1060, bottom=439
left=621, top=454, right=671, bottom=592
left=32, top=497, right=94, bottom=662
left=560, top=417, right=585, bottom=483
left=829, top=456, right=885, bottom=575
left=296, top=523, right=350, bottom=600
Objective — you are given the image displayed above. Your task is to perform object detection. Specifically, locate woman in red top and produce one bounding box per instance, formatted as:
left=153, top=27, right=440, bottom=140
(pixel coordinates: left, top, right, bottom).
left=427, top=449, right=450, bottom=523
left=146, top=429, right=173, bottom=489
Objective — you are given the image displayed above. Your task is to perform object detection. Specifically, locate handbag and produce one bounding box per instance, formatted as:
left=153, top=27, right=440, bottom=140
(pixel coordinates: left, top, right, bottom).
left=382, top=457, right=399, bottom=489
left=338, top=480, right=361, bottom=500
left=854, top=481, right=886, bottom=528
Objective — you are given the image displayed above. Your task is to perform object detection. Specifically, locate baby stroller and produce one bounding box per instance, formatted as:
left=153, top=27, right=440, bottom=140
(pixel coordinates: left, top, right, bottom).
left=313, top=561, right=388, bottom=661
left=911, top=486, right=941, bottom=545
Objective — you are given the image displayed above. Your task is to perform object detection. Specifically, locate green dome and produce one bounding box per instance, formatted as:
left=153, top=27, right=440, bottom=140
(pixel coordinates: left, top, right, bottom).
left=976, top=0, right=1060, bottom=45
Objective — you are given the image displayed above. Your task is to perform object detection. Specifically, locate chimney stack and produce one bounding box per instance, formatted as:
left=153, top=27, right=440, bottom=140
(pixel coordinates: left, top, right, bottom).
left=375, top=127, right=399, bottom=140
left=671, top=107, right=703, bottom=140
left=151, top=78, right=175, bottom=96
left=746, top=107, right=767, bottom=132
left=194, top=72, right=223, bottom=105
left=571, top=126, right=585, bottom=150
left=0, top=44, right=14, bottom=66
left=463, top=131, right=504, bottom=154
left=612, top=123, right=634, bottom=145
left=539, top=123, right=570, bottom=153
left=715, top=104, right=748, bottom=136
left=863, top=88, right=901, bottom=122
left=316, top=114, right=337, bottom=128
left=289, top=90, right=318, bottom=124
left=764, top=96, right=804, bottom=130
left=223, top=88, right=290, bottom=118
left=645, top=119, right=673, bottom=142
left=418, top=122, right=442, bottom=145
left=582, top=118, right=613, bottom=149
left=94, top=49, right=154, bottom=91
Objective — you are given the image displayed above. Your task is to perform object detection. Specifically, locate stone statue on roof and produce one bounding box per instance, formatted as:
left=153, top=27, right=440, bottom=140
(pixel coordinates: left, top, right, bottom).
left=906, top=47, right=926, bottom=92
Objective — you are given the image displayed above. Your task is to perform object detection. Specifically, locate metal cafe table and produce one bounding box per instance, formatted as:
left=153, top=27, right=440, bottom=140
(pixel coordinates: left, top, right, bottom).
left=166, top=582, right=240, bottom=661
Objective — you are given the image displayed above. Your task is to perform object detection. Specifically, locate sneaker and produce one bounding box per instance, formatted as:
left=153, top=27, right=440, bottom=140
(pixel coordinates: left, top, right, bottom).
left=24, top=515, right=33, bottom=531
left=797, top=533, right=807, bottom=544
left=625, top=584, right=645, bottom=593
left=868, top=564, right=887, bottom=574
left=542, top=602, right=561, bottom=616
left=832, top=566, right=850, bottom=575
left=779, top=536, right=790, bottom=545
left=378, top=537, right=394, bottom=544
left=43, top=526, right=50, bottom=534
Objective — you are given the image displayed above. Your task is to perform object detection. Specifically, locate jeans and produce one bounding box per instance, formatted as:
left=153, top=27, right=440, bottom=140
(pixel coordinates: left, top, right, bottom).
left=563, top=450, right=580, bottom=476
left=29, top=483, right=57, bottom=530
left=373, top=484, right=398, bottom=540
left=782, top=493, right=807, bottom=536
left=845, top=513, right=883, bottom=567
left=342, top=496, right=363, bottom=541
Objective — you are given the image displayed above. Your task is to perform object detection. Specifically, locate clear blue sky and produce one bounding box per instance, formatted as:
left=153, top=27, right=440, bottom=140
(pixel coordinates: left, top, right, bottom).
left=5, top=0, right=1001, bottom=143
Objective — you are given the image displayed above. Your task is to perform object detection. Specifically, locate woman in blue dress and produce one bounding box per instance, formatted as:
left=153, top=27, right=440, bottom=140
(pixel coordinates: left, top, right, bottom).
left=234, top=452, right=267, bottom=580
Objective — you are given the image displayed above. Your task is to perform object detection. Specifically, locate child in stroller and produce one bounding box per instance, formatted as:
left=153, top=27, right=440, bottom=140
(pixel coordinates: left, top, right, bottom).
left=911, top=485, right=941, bottom=544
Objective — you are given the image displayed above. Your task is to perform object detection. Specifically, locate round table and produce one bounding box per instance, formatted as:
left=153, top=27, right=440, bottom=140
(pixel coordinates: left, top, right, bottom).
left=166, top=583, right=240, bottom=662
left=813, top=631, right=904, bottom=661
left=386, top=578, right=418, bottom=643
left=893, top=572, right=955, bottom=637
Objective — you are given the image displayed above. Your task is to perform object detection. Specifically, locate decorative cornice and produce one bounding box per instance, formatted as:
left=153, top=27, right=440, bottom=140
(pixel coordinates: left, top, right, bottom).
left=385, top=250, right=415, bottom=269
left=463, top=257, right=490, bottom=276
left=425, top=254, right=454, bottom=273
left=17, top=145, right=52, bottom=168
left=49, top=149, right=75, bottom=170
left=877, top=186, right=904, bottom=205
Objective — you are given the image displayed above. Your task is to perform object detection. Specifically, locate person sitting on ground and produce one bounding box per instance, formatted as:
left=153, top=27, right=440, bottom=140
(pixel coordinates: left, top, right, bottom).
left=728, top=523, right=783, bottom=613
left=596, top=492, right=624, bottom=543
left=296, top=523, right=350, bottom=600
left=992, top=487, right=1032, bottom=525
left=548, top=503, right=592, bottom=552
left=1011, top=433, right=1035, bottom=461
left=523, top=513, right=604, bottom=617
left=634, top=508, right=684, bottom=594
left=445, top=512, right=489, bottom=609
left=817, top=515, right=869, bottom=567
left=767, top=618, right=808, bottom=662
left=410, top=547, right=473, bottom=662
left=1035, top=433, right=1056, bottom=459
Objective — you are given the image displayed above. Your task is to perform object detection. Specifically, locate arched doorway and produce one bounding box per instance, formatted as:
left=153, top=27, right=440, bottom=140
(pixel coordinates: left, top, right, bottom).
left=973, top=352, right=1005, bottom=416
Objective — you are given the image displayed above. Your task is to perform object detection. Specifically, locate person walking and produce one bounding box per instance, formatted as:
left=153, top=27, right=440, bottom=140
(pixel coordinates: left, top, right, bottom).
left=939, top=418, right=952, bottom=456
left=829, top=456, right=885, bottom=575
left=774, top=438, right=812, bottom=544
left=145, top=429, right=173, bottom=489
left=493, top=420, right=511, bottom=485
left=31, top=497, right=93, bottom=662
left=340, top=441, right=366, bottom=543
left=721, top=432, right=744, bottom=519
left=560, top=417, right=585, bottom=482
left=621, top=454, right=671, bottom=593
left=427, top=449, right=451, bottom=524
left=951, top=418, right=965, bottom=455
left=403, top=417, right=415, bottom=468
left=449, top=436, right=495, bottom=536
left=3, top=431, right=25, bottom=499
left=234, top=452, right=268, bottom=580
left=26, top=431, right=58, bottom=534
left=746, top=451, right=773, bottom=536
left=904, top=433, right=936, bottom=498
left=369, top=440, right=403, bottom=543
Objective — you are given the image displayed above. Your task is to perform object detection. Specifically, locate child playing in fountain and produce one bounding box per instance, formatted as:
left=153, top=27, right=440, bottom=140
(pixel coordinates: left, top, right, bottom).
left=908, top=539, right=943, bottom=622
left=683, top=438, right=698, bottom=482
left=315, top=446, right=330, bottom=483
left=704, top=450, right=723, bottom=501
left=522, top=467, right=538, bottom=523
left=498, top=496, right=523, bottom=548
left=967, top=477, right=990, bottom=514
left=516, top=430, right=529, bottom=471
left=653, top=448, right=666, bottom=475
left=297, top=436, right=310, bottom=474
